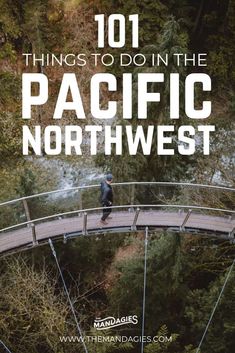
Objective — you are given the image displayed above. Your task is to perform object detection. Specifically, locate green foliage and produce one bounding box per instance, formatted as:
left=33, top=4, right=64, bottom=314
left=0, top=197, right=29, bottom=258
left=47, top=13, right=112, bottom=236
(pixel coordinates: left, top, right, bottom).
left=0, top=72, right=20, bottom=108
left=0, top=0, right=64, bottom=58
left=27, top=233, right=126, bottom=323
left=0, top=258, right=76, bottom=353
left=96, top=17, right=196, bottom=182
left=86, top=328, right=133, bottom=352
left=0, top=72, right=22, bottom=166
left=107, top=233, right=235, bottom=351
left=98, top=0, right=168, bottom=47
left=16, top=168, right=37, bottom=196
left=22, top=0, right=64, bottom=53
left=119, top=0, right=168, bottom=47
left=108, top=233, right=187, bottom=332
left=0, top=112, right=23, bottom=165
left=144, top=325, right=179, bottom=352
left=134, top=16, right=188, bottom=124
left=0, top=0, right=22, bottom=39
left=185, top=268, right=235, bottom=353
left=0, top=42, right=17, bottom=61
left=0, top=2, right=234, bottom=352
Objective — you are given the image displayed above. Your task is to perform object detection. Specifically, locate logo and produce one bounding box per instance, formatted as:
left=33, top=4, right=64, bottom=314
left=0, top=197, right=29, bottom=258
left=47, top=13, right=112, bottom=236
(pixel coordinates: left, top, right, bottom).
left=94, top=315, right=138, bottom=330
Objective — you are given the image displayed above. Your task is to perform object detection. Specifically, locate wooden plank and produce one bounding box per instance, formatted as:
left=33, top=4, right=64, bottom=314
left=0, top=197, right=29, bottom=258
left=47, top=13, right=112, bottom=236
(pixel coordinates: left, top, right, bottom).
left=0, top=211, right=234, bottom=255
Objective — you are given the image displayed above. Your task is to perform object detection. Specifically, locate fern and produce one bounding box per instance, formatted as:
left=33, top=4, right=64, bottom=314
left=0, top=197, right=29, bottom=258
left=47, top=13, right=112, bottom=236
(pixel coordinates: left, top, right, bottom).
left=144, top=324, right=179, bottom=353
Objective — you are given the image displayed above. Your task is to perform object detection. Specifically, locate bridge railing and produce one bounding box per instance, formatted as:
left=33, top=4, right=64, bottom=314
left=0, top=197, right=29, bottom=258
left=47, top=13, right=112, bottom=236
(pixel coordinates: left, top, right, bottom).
left=0, top=182, right=234, bottom=233
left=0, top=204, right=235, bottom=246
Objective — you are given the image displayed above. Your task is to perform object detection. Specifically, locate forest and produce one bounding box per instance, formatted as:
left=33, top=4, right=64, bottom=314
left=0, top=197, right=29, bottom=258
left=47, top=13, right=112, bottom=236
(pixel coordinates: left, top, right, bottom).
left=0, top=1, right=234, bottom=352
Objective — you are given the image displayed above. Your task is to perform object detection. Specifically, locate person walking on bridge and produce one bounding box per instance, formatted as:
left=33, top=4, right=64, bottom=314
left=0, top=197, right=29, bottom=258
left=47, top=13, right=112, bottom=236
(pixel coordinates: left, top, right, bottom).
left=100, top=173, right=113, bottom=225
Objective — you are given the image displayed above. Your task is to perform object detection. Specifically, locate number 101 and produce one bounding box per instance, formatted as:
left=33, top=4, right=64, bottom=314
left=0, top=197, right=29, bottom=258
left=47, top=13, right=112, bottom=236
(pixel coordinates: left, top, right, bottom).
left=95, top=14, right=139, bottom=48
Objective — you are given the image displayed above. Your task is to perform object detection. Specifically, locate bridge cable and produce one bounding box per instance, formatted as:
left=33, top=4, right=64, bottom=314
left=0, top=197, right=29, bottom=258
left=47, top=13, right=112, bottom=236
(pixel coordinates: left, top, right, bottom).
left=0, top=340, right=13, bottom=353
left=141, top=227, right=149, bottom=353
left=48, top=239, right=89, bottom=353
left=196, top=257, right=235, bottom=353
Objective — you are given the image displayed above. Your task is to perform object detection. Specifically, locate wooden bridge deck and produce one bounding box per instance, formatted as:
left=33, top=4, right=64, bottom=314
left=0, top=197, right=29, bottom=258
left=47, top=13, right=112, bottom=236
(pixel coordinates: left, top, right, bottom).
left=0, top=210, right=234, bottom=255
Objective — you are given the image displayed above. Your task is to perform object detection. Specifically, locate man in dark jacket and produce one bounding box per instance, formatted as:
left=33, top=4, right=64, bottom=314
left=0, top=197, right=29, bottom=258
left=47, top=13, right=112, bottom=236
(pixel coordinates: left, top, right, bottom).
left=100, top=173, right=113, bottom=225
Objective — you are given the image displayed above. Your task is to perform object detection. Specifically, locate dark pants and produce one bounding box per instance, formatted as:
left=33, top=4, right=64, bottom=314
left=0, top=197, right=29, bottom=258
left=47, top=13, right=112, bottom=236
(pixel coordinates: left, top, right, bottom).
left=101, top=203, right=112, bottom=221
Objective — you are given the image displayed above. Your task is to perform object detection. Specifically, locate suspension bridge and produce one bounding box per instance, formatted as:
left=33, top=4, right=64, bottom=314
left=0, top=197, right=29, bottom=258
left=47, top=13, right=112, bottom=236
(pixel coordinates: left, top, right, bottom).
left=0, top=182, right=235, bottom=353
left=0, top=182, right=234, bottom=256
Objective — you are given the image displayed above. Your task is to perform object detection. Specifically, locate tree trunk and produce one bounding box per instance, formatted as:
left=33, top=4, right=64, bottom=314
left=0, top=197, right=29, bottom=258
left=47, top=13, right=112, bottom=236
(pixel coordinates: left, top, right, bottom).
left=193, top=0, right=205, bottom=36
